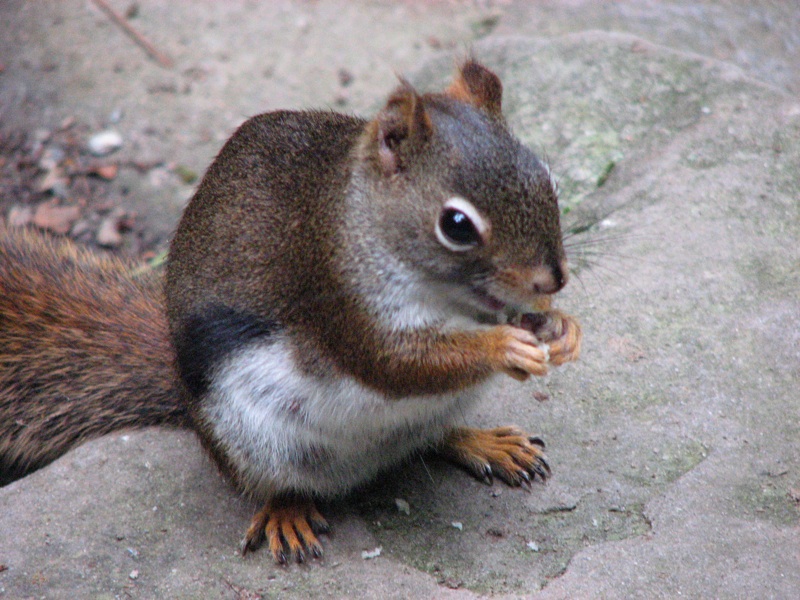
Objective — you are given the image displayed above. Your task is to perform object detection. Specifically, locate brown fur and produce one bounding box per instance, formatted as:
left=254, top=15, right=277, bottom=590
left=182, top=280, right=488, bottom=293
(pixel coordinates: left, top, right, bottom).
left=0, top=229, right=186, bottom=484
left=0, top=62, right=582, bottom=563
left=166, top=62, right=567, bottom=400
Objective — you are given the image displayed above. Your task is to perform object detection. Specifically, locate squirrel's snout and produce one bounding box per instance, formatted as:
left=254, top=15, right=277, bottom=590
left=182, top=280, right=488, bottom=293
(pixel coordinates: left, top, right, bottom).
left=530, top=260, right=568, bottom=295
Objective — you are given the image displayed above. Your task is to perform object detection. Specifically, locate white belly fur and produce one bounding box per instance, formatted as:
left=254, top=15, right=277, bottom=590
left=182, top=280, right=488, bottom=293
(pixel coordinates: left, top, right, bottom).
left=200, top=337, right=489, bottom=499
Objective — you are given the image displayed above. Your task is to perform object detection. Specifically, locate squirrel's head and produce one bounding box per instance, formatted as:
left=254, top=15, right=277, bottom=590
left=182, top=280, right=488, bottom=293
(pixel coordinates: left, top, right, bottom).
left=353, top=60, right=567, bottom=319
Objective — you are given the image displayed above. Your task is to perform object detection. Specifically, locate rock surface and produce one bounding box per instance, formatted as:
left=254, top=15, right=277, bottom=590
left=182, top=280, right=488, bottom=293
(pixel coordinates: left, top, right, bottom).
left=1, top=2, right=798, bottom=599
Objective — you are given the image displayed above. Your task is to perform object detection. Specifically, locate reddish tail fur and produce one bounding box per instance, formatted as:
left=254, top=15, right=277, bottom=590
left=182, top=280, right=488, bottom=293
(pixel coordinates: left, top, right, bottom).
left=0, top=229, right=186, bottom=484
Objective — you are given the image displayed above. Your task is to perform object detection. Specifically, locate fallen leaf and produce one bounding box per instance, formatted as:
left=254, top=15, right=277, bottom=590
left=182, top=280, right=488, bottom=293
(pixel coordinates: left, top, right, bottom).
left=33, top=202, right=81, bottom=235
left=91, top=163, right=119, bottom=180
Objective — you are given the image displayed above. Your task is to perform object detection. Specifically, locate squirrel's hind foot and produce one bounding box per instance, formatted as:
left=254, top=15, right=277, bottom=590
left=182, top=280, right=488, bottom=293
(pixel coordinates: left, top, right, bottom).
left=440, top=426, right=551, bottom=487
left=241, top=495, right=329, bottom=564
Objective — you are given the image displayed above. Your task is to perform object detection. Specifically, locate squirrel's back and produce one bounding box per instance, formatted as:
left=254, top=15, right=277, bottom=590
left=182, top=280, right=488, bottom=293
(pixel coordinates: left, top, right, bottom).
left=0, top=229, right=186, bottom=484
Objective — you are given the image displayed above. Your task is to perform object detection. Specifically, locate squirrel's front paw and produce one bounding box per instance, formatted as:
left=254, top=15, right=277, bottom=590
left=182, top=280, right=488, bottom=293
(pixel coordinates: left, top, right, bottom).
left=520, top=310, right=582, bottom=366
left=242, top=495, right=330, bottom=564
left=494, top=325, right=550, bottom=380
left=439, top=426, right=550, bottom=487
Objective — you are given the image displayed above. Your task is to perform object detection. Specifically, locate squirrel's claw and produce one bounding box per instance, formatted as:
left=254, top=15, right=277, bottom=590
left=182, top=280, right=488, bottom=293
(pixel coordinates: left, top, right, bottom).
left=242, top=496, right=329, bottom=564
left=439, top=426, right=551, bottom=489
left=482, top=464, right=494, bottom=485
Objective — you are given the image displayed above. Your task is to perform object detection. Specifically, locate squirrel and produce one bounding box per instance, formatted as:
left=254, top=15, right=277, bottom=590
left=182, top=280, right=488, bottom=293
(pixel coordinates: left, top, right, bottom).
left=0, top=61, right=581, bottom=564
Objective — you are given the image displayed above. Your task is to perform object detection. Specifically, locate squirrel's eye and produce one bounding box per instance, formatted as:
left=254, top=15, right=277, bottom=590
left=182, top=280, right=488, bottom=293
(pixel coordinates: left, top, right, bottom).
left=435, top=197, right=488, bottom=252
left=440, top=209, right=479, bottom=245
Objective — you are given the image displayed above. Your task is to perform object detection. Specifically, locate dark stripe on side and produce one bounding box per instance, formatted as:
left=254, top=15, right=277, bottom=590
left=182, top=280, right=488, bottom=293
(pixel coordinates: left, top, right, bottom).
left=174, top=305, right=281, bottom=398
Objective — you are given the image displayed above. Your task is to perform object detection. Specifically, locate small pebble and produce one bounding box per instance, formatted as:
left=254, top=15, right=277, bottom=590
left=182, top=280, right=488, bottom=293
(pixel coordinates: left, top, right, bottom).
left=96, top=214, right=124, bottom=248
left=533, top=391, right=550, bottom=402
left=527, top=541, right=540, bottom=552
left=38, top=146, right=65, bottom=171
left=394, top=498, right=410, bottom=515
left=88, top=129, right=123, bottom=156
left=334, top=90, right=349, bottom=106
left=361, top=546, right=382, bottom=560
left=125, top=3, right=139, bottom=19
left=7, top=206, right=33, bottom=228
left=337, top=68, right=354, bottom=87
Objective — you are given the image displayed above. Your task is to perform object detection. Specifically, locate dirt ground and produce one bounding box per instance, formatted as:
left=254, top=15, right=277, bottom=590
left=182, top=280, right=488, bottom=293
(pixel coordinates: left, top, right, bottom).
left=1, top=2, right=798, bottom=599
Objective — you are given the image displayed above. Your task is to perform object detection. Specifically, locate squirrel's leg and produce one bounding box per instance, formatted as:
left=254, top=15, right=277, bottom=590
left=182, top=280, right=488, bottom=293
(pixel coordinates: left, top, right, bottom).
left=241, top=494, right=329, bottom=564
left=438, top=426, right=550, bottom=487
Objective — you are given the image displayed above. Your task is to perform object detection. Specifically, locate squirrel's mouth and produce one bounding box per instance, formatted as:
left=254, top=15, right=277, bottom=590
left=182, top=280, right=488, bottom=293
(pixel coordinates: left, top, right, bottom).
left=471, top=287, right=507, bottom=312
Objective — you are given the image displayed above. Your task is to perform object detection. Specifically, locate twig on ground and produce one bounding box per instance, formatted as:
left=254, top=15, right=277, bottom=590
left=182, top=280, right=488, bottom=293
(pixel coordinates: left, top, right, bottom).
left=91, top=0, right=174, bottom=68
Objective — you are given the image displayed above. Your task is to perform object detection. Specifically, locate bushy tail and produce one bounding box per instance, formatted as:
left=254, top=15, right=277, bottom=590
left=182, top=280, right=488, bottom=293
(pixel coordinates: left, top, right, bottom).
left=0, top=229, right=187, bottom=484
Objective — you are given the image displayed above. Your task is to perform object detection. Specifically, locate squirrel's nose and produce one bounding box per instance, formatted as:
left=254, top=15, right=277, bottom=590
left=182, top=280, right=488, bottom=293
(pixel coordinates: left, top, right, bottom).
left=530, top=259, right=568, bottom=294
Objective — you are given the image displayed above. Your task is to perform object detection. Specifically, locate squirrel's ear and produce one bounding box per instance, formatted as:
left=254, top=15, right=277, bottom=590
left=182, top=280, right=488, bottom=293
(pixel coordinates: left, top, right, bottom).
left=446, top=60, right=503, bottom=118
left=370, top=82, right=433, bottom=176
